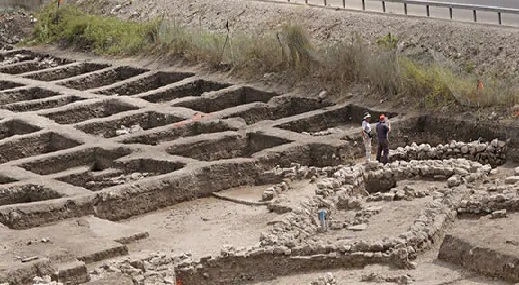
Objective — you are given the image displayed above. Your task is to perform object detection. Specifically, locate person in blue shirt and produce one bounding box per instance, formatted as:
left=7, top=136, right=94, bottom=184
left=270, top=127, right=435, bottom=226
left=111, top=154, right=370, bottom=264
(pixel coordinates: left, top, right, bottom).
left=376, top=114, right=390, bottom=164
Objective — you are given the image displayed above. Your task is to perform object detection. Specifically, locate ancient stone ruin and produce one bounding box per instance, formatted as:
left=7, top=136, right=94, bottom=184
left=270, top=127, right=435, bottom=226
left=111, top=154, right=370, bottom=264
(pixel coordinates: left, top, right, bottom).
left=0, top=49, right=518, bottom=285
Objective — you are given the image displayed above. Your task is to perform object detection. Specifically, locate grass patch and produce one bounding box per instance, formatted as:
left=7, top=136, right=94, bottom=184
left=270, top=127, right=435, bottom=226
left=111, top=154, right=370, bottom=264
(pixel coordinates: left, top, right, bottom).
left=28, top=3, right=519, bottom=109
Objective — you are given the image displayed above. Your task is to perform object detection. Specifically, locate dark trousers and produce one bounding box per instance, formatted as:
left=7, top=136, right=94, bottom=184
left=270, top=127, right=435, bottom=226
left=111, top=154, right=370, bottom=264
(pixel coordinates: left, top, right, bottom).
left=376, top=139, right=389, bottom=164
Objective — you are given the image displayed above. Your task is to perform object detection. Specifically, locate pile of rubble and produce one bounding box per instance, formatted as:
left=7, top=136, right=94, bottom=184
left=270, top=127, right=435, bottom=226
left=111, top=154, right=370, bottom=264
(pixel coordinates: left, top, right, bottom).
left=321, top=158, right=491, bottom=194
left=115, top=124, right=144, bottom=136
left=456, top=183, right=519, bottom=215
left=389, top=139, right=507, bottom=166
left=310, top=272, right=336, bottom=285
left=31, top=276, right=63, bottom=285
left=262, top=164, right=341, bottom=201
left=88, top=252, right=190, bottom=285
left=302, top=127, right=343, bottom=137
left=361, top=272, right=413, bottom=284
left=86, top=172, right=153, bottom=189
left=367, top=184, right=435, bottom=202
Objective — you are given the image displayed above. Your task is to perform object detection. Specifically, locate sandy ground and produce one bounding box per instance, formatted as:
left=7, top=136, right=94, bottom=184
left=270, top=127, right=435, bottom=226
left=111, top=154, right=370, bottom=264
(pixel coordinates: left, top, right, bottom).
left=449, top=212, right=519, bottom=259
left=121, top=197, right=277, bottom=259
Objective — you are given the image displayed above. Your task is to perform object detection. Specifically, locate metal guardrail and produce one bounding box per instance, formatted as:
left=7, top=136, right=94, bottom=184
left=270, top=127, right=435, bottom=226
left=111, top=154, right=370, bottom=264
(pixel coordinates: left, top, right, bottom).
left=287, top=0, right=519, bottom=25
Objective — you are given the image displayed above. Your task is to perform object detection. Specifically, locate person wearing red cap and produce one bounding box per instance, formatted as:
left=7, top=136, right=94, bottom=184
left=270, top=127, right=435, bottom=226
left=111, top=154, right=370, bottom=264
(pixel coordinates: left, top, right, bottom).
left=376, top=114, right=390, bottom=164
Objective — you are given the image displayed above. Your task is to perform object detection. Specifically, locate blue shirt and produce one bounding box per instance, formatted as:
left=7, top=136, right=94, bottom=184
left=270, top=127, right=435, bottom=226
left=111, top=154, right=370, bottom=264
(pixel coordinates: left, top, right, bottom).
left=376, top=122, right=389, bottom=141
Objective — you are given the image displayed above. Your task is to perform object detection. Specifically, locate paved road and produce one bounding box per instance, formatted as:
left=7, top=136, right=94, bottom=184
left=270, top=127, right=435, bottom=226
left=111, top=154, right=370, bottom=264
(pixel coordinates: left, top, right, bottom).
left=271, top=0, right=519, bottom=26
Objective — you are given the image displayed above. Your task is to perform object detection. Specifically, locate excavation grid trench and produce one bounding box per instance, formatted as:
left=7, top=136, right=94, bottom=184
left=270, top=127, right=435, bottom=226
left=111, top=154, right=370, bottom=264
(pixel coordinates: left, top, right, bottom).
left=0, top=132, right=82, bottom=163
left=21, top=147, right=132, bottom=175
left=0, top=120, right=41, bottom=140
left=122, top=120, right=237, bottom=145
left=56, top=159, right=185, bottom=191
left=60, top=66, right=148, bottom=91
left=0, top=80, right=23, bottom=91
left=0, top=184, right=62, bottom=206
left=2, top=96, right=87, bottom=112
left=173, top=86, right=279, bottom=113
left=24, top=63, right=111, bottom=82
left=96, top=71, right=195, bottom=96
left=75, top=111, right=184, bottom=138
left=167, top=133, right=291, bottom=161
left=0, top=56, right=75, bottom=74
left=0, top=87, right=62, bottom=105
left=142, top=80, right=232, bottom=103
left=41, top=99, right=140, bottom=124
left=224, top=97, right=327, bottom=124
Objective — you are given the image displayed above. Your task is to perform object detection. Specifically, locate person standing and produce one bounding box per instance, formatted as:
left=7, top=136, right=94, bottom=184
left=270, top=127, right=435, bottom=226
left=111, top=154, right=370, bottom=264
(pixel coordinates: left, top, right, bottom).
left=361, top=112, right=372, bottom=162
left=376, top=114, right=390, bottom=164
left=380, top=113, right=391, bottom=140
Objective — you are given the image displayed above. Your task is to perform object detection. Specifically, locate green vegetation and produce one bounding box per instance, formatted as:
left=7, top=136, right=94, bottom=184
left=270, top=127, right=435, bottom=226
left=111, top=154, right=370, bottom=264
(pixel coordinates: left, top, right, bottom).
left=28, top=3, right=519, bottom=109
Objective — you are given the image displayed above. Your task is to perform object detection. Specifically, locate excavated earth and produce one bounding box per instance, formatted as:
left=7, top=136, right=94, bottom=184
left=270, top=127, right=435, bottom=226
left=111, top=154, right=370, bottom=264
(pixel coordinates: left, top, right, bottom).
left=0, top=46, right=517, bottom=285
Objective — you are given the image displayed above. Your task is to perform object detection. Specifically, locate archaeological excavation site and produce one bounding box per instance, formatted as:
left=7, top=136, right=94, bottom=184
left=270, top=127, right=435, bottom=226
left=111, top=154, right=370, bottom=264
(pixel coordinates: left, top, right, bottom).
left=1, top=0, right=519, bottom=284
left=0, top=47, right=517, bottom=285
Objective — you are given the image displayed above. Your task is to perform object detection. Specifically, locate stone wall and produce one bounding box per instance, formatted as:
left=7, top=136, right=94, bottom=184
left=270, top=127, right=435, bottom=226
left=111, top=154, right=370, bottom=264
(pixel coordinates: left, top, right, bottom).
left=456, top=183, right=519, bottom=215
left=389, top=139, right=507, bottom=167
left=174, top=159, right=487, bottom=284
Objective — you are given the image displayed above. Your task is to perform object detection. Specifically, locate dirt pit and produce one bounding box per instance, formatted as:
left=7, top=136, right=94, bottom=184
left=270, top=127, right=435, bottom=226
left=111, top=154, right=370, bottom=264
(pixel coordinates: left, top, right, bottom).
left=141, top=79, right=232, bottom=104
left=40, top=99, right=140, bottom=125
left=55, top=158, right=185, bottom=191
left=0, top=55, right=74, bottom=74
left=0, top=87, right=62, bottom=105
left=59, top=66, right=147, bottom=91
left=24, top=62, right=111, bottom=82
left=2, top=95, right=87, bottom=112
left=75, top=111, right=184, bottom=138
left=173, top=85, right=280, bottom=113
left=96, top=71, right=195, bottom=96
left=166, top=132, right=292, bottom=161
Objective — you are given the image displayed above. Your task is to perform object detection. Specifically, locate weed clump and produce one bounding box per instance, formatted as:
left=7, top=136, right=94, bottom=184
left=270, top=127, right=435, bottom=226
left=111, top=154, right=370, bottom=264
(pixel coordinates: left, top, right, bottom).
left=32, top=4, right=157, bottom=55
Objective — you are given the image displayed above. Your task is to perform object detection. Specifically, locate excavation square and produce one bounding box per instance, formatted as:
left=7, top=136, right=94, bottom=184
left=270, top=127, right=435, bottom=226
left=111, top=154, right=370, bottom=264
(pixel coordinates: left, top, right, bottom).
left=142, top=80, right=232, bottom=103
left=276, top=105, right=398, bottom=133
left=122, top=120, right=237, bottom=145
left=0, top=50, right=36, bottom=65
left=0, top=56, right=75, bottom=74
left=0, top=80, right=24, bottom=91
left=223, top=97, right=327, bottom=124
left=173, top=86, right=279, bottom=113
left=40, top=99, right=140, bottom=125
left=0, top=87, right=62, bottom=105
left=75, top=111, right=184, bottom=138
left=24, top=63, right=111, bottom=82
left=59, top=66, right=148, bottom=91
left=0, top=132, right=82, bottom=164
left=21, top=147, right=132, bottom=175
left=0, top=184, right=62, bottom=206
left=1, top=96, right=86, bottom=112
left=0, top=119, right=41, bottom=140
left=56, top=159, right=185, bottom=191
left=167, top=133, right=291, bottom=161
left=96, top=71, right=195, bottom=96
left=0, top=174, right=17, bottom=185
